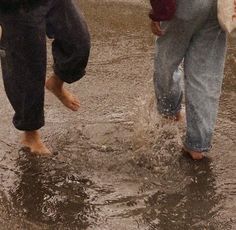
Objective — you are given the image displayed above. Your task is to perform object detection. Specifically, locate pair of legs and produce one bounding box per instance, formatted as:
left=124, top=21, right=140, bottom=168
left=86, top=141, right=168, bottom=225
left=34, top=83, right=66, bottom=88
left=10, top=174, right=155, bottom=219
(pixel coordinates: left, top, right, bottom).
left=154, top=0, right=226, bottom=160
left=0, top=0, right=90, bottom=154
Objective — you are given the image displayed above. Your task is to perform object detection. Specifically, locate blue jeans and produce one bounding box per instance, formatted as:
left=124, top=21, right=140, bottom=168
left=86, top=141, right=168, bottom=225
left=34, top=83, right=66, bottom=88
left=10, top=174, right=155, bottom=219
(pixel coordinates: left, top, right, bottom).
left=153, top=0, right=226, bottom=152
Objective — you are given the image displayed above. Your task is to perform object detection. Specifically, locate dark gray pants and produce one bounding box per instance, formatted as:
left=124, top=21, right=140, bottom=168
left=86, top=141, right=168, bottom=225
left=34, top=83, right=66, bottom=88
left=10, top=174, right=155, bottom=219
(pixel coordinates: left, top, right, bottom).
left=0, top=0, right=90, bottom=131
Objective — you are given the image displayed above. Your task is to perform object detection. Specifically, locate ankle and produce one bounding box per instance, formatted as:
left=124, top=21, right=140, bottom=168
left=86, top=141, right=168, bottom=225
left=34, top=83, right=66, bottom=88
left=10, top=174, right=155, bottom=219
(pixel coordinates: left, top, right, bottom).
left=23, top=130, right=40, bottom=141
left=49, top=75, right=63, bottom=89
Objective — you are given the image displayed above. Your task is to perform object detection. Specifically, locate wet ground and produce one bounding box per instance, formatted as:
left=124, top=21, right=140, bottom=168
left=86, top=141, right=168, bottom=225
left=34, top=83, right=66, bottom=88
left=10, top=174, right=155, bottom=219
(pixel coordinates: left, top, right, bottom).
left=0, top=0, right=235, bottom=229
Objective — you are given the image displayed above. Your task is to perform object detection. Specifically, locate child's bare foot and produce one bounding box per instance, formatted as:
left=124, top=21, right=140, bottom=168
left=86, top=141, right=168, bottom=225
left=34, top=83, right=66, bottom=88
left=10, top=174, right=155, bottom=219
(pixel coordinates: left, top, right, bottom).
left=46, top=75, right=80, bottom=111
left=21, top=131, right=51, bottom=155
left=163, top=109, right=186, bottom=123
left=182, top=147, right=205, bottom=160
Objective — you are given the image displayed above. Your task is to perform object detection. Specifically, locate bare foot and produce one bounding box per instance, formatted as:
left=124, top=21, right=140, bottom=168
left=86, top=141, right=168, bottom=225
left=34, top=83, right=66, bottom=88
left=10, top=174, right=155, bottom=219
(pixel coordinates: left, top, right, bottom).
left=21, top=131, right=51, bottom=155
left=46, top=75, right=80, bottom=111
left=182, top=147, right=205, bottom=160
left=163, top=109, right=186, bottom=123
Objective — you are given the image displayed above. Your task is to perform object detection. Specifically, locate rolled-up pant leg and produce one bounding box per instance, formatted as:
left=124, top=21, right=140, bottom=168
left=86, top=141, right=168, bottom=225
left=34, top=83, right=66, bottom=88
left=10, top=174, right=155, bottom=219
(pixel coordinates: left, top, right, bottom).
left=46, top=0, right=91, bottom=83
left=154, top=19, right=194, bottom=116
left=184, top=7, right=227, bottom=152
left=0, top=10, right=47, bottom=131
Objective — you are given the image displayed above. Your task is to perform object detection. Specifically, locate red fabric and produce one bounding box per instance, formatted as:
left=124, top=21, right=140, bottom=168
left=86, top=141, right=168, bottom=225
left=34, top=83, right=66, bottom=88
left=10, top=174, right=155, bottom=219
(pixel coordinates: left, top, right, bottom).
left=149, top=0, right=176, bottom=21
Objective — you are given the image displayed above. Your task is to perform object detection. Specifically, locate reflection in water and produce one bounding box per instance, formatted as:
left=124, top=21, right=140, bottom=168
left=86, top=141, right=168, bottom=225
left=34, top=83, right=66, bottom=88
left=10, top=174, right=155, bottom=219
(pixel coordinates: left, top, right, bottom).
left=0, top=0, right=234, bottom=228
left=143, top=158, right=221, bottom=229
left=10, top=152, right=97, bottom=229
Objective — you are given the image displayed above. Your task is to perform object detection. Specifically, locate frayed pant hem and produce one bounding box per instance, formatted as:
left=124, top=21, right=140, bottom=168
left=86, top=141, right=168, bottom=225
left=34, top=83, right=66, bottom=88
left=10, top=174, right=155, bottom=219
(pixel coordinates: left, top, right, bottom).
left=183, top=142, right=211, bottom=153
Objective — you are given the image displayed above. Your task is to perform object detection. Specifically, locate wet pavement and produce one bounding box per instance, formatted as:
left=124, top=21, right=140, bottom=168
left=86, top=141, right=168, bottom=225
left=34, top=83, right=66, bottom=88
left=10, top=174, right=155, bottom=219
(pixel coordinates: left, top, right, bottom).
left=0, top=0, right=235, bottom=229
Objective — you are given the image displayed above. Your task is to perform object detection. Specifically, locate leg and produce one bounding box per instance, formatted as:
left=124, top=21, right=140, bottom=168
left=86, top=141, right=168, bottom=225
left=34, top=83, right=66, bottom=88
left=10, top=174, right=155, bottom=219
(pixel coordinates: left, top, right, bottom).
left=45, top=0, right=90, bottom=111
left=0, top=9, right=50, bottom=154
left=184, top=5, right=227, bottom=159
left=154, top=19, right=194, bottom=118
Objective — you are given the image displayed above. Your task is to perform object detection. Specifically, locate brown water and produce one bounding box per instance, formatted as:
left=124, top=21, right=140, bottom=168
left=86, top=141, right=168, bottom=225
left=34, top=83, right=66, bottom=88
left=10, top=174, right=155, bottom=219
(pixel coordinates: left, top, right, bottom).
left=0, top=1, right=235, bottom=229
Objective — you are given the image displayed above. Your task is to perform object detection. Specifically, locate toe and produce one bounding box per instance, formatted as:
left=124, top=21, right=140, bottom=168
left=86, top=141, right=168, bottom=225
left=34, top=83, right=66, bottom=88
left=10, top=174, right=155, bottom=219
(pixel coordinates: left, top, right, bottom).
left=72, top=101, right=80, bottom=107
left=182, top=147, right=205, bottom=161
left=190, top=152, right=204, bottom=160
left=32, top=146, right=51, bottom=155
left=72, top=97, right=80, bottom=105
left=70, top=104, right=79, bottom=111
left=74, top=101, right=80, bottom=106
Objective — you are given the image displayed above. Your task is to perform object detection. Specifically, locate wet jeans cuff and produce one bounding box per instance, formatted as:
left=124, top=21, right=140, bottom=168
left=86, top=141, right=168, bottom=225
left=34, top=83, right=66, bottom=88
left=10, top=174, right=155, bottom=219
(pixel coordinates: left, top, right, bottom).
left=183, top=140, right=211, bottom=153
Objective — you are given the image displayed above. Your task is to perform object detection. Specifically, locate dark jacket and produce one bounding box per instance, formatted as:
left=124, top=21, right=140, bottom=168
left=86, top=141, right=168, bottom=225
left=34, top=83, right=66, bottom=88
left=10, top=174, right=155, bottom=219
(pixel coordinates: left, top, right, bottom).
left=149, top=0, right=176, bottom=21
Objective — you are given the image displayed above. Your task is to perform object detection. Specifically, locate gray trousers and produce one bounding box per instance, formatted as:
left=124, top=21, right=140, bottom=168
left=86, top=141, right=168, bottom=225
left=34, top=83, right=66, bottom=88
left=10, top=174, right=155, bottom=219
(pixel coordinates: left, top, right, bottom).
left=0, top=0, right=90, bottom=131
left=154, top=0, right=227, bottom=152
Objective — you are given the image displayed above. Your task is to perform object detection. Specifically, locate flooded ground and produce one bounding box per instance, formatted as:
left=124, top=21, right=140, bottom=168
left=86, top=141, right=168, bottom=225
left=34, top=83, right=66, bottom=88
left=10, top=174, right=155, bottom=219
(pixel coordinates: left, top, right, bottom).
left=0, top=0, right=235, bottom=229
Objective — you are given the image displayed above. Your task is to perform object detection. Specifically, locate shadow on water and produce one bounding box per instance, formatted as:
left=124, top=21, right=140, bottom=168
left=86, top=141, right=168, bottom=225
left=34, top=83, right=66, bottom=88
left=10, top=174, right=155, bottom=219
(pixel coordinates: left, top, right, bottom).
left=0, top=0, right=235, bottom=229
left=106, top=141, right=229, bottom=230
left=142, top=158, right=223, bottom=230
left=9, top=151, right=98, bottom=229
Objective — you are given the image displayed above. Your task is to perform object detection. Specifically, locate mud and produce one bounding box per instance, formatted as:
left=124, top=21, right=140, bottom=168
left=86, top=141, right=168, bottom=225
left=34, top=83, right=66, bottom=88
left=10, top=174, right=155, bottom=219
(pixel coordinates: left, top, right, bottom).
left=0, top=0, right=235, bottom=229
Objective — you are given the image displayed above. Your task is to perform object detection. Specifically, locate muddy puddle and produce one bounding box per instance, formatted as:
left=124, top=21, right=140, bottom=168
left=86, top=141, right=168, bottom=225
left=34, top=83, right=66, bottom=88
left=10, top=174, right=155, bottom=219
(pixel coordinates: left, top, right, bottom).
left=0, top=0, right=235, bottom=229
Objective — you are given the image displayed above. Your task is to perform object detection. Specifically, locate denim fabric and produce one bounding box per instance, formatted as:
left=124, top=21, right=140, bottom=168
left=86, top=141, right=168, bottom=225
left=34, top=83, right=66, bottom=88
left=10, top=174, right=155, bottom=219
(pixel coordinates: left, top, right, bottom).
left=175, top=0, right=214, bottom=21
left=0, top=0, right=90, bottom=131
left=153, top=0, right=227, bottom=152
